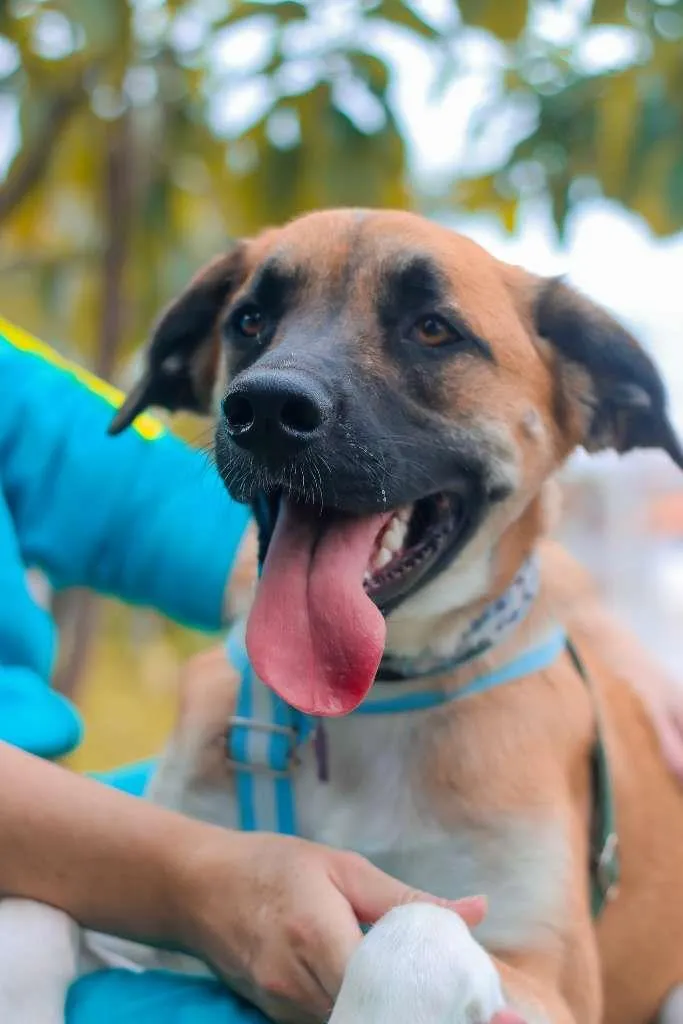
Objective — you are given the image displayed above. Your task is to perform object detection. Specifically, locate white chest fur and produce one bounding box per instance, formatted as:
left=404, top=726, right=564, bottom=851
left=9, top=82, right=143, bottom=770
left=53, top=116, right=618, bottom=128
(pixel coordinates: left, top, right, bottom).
left=294, top=711, right=569, bottom=952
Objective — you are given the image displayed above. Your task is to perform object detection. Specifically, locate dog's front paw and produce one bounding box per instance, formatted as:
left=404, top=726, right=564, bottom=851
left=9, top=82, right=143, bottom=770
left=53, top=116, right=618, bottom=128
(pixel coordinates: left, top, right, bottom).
left=330, top=902, right=505, bottom=1024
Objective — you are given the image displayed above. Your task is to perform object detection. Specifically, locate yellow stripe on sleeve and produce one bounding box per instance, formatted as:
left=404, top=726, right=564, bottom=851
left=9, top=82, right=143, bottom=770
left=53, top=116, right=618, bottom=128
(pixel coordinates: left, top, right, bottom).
left=0, top=316, right=164, bottom=441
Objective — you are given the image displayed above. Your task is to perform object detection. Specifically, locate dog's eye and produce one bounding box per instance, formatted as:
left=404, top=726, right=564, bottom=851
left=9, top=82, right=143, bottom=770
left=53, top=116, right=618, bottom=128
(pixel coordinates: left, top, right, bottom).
left=411, top=315, right=456, bottom=348
left=234, top=306, right=264, bottom=340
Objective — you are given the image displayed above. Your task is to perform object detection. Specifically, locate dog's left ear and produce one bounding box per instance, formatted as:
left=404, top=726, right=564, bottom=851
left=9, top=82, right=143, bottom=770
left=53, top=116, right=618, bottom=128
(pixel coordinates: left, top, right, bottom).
left=109, top=245, right=246, bottom=435
left=535, top=277, right=683, bottom=469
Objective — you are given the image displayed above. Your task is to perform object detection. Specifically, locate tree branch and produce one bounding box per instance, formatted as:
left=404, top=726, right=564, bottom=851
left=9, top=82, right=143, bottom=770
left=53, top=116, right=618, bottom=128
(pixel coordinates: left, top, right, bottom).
left=0, top=73, right=91, bottom=225
left=96, top=111, right=134, bottom=380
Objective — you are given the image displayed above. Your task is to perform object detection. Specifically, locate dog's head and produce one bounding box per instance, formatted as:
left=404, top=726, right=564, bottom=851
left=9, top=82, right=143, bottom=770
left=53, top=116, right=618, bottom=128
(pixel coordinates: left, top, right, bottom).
left=111, top=209, right=682, bottom=714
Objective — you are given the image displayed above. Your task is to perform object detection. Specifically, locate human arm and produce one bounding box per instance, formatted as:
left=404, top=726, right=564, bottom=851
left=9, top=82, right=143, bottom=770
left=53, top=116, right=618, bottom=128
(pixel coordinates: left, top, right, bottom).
left=0, top=740, right=491, bottom=1022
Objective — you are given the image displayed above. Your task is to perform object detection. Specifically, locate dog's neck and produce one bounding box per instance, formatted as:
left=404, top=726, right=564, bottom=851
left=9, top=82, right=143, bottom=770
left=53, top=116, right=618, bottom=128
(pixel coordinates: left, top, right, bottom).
left=384, top=490, right=554, bottom=668
left=378, top=555, right=541, bottom=681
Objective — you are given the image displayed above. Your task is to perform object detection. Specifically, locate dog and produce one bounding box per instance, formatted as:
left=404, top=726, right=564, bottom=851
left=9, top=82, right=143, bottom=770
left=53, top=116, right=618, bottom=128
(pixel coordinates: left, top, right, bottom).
left=3, top=207, right=683, bottom=1024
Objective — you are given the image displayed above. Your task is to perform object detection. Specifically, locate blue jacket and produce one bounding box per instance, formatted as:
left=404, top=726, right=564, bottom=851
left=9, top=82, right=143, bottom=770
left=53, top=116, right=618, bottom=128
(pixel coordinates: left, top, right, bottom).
left=0, top=317, right=249, bottom=759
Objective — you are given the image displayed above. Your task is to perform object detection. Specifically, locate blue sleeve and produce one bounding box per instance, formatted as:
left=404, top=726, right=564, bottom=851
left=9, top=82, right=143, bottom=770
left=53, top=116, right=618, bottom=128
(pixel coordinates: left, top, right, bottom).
left=0, top=321, right=249, bottom=633
left=0, top=484, right=82, bottom=758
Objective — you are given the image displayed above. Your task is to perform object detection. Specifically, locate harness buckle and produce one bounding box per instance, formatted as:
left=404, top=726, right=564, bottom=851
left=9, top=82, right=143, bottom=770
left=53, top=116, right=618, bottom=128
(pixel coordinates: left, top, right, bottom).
left=225, top=715, right=300, bottom=778
left=596, top=831, right=620, bottom=903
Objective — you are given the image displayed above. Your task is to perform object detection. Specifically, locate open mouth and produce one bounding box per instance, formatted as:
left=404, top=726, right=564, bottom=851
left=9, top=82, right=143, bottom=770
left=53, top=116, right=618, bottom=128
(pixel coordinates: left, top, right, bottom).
left=363, top=493, right=466, bottom=609
left=245, top=489, right=477, bottom=718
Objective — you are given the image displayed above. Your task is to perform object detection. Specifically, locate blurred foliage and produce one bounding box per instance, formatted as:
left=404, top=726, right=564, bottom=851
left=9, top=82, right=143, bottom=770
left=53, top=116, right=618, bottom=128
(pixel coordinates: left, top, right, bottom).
left=1, top=0, right=683, bottom=373
left=1, top=0, right=682, bottom=765
left=66, top=604, right=202, bottom=772
left=0, top=0, right=423, bottom=372
left=457, top=0, right=683, bottom=239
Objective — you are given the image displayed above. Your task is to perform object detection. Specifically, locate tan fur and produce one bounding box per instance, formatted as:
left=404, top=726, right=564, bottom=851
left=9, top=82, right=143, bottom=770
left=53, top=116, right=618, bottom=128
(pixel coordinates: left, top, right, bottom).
left=170, top=529, right=683, bottom=1024
left=114, top=210, right=683, bottom=1022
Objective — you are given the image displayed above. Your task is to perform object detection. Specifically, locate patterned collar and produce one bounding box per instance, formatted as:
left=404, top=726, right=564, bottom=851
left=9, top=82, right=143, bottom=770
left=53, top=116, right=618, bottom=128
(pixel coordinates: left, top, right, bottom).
left=376, top=555, right=540, bottom=682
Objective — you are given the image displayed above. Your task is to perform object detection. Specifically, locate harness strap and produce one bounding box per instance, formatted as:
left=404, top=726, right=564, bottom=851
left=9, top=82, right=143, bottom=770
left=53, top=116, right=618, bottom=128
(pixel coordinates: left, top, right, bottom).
left=225, top=627, right=313, bottom=835
left=565, top=637, right=620, bottom=916
left=225, top=629, right=620, bottom=917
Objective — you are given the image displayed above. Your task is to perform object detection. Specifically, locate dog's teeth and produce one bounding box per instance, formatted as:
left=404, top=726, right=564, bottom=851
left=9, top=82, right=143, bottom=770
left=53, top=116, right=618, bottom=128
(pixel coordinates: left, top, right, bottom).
left=384, top=521, right=405, bottom=553
left=368, top=509, right=412, bottom=578
left=375, top=546, right=393, bottom=569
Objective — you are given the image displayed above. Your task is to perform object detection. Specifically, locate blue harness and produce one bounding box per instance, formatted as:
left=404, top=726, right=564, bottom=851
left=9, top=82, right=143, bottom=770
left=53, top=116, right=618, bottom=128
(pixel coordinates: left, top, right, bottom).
left=226, top=622, right=619, bottom=918
left=226, top=624, right=566, bottom=836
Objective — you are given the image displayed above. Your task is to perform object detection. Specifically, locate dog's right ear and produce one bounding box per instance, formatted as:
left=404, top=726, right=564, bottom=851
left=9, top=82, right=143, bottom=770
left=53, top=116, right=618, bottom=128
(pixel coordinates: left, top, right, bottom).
left=108, top=245, right=246, bottom=435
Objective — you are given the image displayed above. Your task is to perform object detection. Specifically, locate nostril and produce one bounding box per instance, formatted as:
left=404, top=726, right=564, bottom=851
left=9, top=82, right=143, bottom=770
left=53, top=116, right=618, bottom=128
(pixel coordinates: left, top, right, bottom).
left=223, top=394, right=255, bottom=435
left=280, top=396, right=323, bottom=435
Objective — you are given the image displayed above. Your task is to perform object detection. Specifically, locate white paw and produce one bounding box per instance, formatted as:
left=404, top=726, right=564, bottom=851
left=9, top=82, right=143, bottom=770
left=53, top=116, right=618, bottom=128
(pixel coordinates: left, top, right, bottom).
left=659, top=984, right=683, bottom=1024
left=330, top=903, right=506, bottom=1024
left=0, top=898, right=80, bottom=1024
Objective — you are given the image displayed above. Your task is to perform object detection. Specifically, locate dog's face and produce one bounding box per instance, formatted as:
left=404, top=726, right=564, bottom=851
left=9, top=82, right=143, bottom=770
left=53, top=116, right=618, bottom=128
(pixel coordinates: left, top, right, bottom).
left=111, top=209, right=682, bottom=714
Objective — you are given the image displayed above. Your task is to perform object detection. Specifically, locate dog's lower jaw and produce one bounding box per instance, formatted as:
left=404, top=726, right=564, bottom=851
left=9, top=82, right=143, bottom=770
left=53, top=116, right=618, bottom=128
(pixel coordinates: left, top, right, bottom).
left=384, top=539, right=493, bottom=660
left=382, top=504, right=508, bottom=664
left=382, top=488, right=552, bottom=663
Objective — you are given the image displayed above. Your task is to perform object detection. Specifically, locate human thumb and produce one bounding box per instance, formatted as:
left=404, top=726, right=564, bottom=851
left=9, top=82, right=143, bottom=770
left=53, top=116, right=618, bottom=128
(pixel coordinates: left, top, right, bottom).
left=331, top=852, right=487, bottom=928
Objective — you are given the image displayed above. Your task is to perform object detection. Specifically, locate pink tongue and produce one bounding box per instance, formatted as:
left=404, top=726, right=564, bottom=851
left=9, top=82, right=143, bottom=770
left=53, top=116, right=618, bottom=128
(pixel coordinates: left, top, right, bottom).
left=246, top=501, right=389, bottom=715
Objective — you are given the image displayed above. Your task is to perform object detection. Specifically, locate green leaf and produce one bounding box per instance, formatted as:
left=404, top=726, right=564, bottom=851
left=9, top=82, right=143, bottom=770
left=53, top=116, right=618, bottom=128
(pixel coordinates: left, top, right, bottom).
left=222, top=83, right=408, bottom=234
left=590, top=0, right=629, bottom=25
left=372, top=0, right=441, bottom=39
left=64, top=0, right=131, bottom=57
left=593, top=69, right=639, bottom=197
left=548, top=173, right=571, bottom=238
left=345, top=51, right=390, bottom=97
left=457, top=173, right=519, bottom=233
left=37, top=262, right=62, bottom=313
left=457, top=0, right=529, bottom=41
left=219, top=1, right=308, bottom=28
left=666, top=155, right=683, bottom=224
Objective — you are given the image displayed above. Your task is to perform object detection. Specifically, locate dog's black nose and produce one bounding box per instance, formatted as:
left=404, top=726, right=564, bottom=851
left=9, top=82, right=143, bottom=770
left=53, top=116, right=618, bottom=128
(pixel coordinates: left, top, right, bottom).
left=222, top=370, right=332, bottom=459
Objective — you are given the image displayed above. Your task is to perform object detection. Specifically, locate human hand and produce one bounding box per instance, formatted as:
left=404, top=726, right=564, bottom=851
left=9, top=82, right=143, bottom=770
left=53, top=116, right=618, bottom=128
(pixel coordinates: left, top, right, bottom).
left=171, top=828, right=497, bottom=1023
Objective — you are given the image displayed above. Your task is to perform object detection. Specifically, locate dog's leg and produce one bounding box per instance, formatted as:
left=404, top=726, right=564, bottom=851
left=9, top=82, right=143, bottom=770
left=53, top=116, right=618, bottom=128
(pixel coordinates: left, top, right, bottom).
left=0, top=898, right=80, bottom=1024
left=329, top=903, right=600, bottom=1024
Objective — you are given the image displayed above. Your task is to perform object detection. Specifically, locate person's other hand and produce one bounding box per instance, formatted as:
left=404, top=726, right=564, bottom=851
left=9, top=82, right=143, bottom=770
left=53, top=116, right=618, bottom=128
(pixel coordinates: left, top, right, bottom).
left=172, top=828, right=492, bottom=1023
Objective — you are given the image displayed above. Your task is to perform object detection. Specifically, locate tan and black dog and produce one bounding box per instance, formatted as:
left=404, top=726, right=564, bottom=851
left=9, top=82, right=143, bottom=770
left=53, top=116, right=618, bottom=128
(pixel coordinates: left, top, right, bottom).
left=3, top=208, right=683, bottom=1024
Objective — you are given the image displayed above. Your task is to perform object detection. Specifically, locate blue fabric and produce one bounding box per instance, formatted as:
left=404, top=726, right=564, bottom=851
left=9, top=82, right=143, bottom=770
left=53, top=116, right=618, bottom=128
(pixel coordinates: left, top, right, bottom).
left=225, top=627, right=313, bottom=835
left=91, top=760, right=157, bottom=798
left=66, top=969, right=270, bottom=1024
left=66, top=763, right=270, bottom=1024
left=358, top=627, right=568, bottom=713
left=0, top=324, right=249, bottom=759
left=225, top=626, right=566, bottom=837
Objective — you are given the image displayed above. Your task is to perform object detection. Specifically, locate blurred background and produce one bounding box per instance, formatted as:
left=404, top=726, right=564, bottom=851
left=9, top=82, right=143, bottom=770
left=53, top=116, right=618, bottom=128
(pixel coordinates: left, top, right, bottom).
left=1, top=0, right=682, bottom=771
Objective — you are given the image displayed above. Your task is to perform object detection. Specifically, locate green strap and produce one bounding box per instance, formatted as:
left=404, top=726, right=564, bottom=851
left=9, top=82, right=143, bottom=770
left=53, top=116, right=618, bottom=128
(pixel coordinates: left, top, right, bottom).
left=565, top=638, right=620, bottom=917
